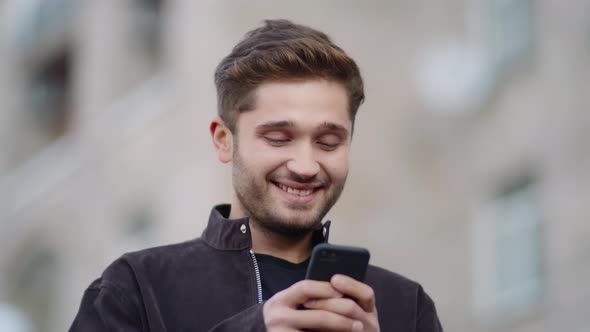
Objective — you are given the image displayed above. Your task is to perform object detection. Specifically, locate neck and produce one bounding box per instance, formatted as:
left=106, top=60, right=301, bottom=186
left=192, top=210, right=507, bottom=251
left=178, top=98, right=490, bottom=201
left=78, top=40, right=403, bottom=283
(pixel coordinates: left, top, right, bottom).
left=229, top=200, right=314, bottom=263
left=249, top=221, right=314, bottom=263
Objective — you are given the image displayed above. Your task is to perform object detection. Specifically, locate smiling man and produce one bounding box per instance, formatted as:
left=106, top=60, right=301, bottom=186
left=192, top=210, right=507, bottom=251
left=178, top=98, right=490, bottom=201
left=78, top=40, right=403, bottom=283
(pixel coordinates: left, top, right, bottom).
left=70, top=19, right=443, bottom=332
left=221, top=81, right=350, bottom=244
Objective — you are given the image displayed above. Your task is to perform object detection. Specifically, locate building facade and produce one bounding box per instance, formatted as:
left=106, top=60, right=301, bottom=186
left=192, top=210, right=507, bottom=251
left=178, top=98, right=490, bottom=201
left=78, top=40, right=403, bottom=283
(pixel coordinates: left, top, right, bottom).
left=0, top=1, right=588, bottom=331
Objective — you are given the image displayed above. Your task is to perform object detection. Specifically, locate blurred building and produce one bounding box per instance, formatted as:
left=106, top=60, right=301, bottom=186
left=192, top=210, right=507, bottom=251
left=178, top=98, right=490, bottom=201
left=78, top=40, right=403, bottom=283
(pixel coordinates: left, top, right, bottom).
left=0, top=1, right=588, bottom=331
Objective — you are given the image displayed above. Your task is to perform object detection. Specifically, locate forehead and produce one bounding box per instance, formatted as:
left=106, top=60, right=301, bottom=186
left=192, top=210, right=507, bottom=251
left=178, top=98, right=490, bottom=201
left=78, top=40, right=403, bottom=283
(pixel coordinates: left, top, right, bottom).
left=238, top=80, right=351, bottom=131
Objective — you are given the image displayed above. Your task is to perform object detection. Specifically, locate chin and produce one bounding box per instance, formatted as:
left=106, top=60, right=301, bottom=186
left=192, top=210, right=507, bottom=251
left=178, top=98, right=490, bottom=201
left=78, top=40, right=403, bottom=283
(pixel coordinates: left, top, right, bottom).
left=279, top=206, right=320, bottom=222
left=257, top=209, right=322, bottom=235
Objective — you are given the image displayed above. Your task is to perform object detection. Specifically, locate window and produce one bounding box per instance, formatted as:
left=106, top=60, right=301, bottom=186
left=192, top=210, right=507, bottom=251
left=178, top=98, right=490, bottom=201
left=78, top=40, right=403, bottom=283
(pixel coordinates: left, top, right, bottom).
left=15, top=0, right=78, bottom=51
left=28, top=51, right=72, bottom=138
left=8, top=250, right=60, bottom=332
left=125, top=207, right=155, bottom=240
left=472, top=177, right=544, bottom=325
left=489, top=0, right=533, bottom=71
left=121, top=205, right=156, bottom=251
left=468, top=0, right=534, bottom=73
left=0, top=303, right=34, bottom=332
left=133, top=0, right=164, bottom=67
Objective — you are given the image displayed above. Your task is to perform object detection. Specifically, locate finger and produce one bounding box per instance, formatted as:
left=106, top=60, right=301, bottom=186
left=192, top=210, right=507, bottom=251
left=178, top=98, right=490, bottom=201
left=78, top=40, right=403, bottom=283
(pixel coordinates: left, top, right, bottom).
left=303, top=297, right=366, bottom=321
left=286, top=308, right=364, bottom=332
left=273, top=279, right=342, bottom=307
left=330, top=274, right=376, bottom=312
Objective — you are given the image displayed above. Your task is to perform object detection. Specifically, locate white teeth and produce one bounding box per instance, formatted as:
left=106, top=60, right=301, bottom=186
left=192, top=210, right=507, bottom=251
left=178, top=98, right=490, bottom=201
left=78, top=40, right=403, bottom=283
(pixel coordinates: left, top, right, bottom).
left=277, top=184, right=314, bottom=196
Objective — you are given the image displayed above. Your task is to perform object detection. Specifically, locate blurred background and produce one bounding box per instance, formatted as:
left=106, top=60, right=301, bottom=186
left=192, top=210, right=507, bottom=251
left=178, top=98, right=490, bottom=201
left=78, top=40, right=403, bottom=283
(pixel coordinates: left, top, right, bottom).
left=0, top=0, right=589, bottom=331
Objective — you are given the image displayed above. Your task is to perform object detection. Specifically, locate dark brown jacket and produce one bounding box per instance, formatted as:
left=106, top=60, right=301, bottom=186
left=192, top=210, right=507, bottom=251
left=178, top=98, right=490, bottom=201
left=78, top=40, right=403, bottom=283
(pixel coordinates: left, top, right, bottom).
left=69, top=205, right=443, bottom=331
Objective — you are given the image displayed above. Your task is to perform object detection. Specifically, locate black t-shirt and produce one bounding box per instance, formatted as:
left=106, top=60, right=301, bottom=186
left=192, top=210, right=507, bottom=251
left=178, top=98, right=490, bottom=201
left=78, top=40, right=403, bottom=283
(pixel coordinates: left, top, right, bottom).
left=255, top=254, right=309, bottom=300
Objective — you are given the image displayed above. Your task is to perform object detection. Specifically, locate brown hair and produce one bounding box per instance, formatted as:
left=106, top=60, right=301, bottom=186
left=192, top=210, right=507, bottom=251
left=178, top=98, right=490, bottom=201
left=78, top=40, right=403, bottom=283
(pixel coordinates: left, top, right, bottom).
left=214, top=19, right=364, bottom=132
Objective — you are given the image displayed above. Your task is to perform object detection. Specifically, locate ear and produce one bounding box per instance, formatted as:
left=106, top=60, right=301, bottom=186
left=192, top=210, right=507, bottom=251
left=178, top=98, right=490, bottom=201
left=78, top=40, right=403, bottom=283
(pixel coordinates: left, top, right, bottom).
left=210, top=116, right=233, bottom=163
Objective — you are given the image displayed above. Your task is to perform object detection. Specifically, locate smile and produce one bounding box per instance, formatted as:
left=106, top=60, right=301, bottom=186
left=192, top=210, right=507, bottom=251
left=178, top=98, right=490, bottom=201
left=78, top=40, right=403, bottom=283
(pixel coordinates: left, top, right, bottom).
left=276, top=183, right=314, bottom=196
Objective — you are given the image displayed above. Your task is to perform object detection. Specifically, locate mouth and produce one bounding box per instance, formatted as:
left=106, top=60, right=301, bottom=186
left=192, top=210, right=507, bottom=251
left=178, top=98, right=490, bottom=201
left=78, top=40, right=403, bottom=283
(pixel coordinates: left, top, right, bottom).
left=271, top=181, right=323, bottom=202
left=275, top=183, right=314, bottom=196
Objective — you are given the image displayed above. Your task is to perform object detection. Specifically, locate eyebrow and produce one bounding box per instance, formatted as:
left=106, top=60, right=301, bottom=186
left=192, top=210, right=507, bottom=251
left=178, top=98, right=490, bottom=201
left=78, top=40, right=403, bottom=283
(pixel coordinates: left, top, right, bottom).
left=255, top=121, right=295, bottom=130
left=255, top=120, right=350, bottom=138
left=319, top=121, right=349, bottom=136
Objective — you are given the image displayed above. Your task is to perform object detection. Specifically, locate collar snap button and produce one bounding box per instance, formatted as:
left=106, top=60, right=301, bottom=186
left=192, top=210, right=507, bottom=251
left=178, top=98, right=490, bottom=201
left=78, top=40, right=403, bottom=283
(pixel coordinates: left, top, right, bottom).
left=240, top=224, right=247, bottom=234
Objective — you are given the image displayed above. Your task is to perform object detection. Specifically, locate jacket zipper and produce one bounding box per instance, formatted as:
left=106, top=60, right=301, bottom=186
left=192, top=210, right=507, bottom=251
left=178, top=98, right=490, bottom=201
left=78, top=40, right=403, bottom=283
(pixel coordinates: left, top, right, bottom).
left=249, top=249, right=263, bottom=304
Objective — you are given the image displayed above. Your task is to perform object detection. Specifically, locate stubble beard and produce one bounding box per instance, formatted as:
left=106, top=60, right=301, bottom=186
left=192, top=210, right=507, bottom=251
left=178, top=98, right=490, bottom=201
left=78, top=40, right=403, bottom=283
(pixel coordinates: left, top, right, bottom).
left=232, top=145, right=345, bottom=238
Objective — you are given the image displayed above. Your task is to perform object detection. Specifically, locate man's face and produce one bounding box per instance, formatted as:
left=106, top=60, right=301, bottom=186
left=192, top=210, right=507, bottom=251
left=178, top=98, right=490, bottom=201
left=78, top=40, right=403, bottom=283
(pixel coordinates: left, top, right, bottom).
left=231, top=79, right=352, bottom=236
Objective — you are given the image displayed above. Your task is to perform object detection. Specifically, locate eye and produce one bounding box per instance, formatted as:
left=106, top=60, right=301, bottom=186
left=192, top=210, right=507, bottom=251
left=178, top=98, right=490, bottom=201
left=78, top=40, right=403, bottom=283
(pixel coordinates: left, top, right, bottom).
left=265, top=137, right=289, bottom=145
left=317, top=134, right=341, bottom=150
left=262, top=132, right=290, bottom=146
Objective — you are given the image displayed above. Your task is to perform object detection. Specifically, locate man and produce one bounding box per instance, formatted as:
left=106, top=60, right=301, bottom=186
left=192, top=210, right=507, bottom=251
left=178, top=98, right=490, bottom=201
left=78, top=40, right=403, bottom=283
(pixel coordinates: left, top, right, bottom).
left=70, top=19, right=443, bottom=331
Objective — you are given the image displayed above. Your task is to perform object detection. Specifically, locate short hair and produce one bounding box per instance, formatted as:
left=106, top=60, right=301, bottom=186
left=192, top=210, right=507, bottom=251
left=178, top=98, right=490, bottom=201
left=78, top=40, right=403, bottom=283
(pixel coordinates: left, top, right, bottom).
left=214, top=19, right=365, bottom=132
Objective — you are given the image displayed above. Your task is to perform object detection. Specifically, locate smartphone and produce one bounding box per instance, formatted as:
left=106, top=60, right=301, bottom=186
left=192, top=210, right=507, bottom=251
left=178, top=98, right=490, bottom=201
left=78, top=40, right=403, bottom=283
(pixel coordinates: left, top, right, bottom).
left=305, top=243, right=370, bottom=282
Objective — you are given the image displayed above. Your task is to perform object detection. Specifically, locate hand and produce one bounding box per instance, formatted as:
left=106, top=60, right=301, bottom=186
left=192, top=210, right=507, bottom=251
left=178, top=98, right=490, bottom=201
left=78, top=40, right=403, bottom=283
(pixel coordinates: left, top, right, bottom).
left=263, top=279, right=366, bottom=331
left=302, top=275, right=380, bottom=332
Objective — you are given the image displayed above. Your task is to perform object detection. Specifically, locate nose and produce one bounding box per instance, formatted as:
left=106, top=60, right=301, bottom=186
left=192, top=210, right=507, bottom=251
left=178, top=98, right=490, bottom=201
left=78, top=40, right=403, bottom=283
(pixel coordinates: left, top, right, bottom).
left=286, top=144, right=320, bottom=179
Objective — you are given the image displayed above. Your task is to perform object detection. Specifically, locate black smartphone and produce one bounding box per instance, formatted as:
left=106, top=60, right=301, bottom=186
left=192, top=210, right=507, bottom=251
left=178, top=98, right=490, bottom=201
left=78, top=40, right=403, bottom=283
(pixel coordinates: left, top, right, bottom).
left=305, top=243, right=370, bottom=282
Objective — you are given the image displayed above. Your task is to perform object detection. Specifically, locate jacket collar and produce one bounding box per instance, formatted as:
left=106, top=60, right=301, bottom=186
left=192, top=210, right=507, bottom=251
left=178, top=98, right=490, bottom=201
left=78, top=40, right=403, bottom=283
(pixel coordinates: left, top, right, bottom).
left=202, top=204, right=331, bottom=251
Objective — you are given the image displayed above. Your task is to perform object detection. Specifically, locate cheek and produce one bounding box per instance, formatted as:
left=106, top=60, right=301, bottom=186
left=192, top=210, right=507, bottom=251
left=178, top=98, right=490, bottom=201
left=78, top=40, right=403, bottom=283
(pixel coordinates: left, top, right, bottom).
left=237, top=139, right=289, bottom=172
left=319, top=150, right=350, bottom=181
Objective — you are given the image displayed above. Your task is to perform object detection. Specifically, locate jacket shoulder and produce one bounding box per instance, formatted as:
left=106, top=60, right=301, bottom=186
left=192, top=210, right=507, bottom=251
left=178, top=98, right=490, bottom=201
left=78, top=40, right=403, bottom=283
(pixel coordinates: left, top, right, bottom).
left=365, top=264, right=422, bottom=292
left=122, top=237, right=208, bottom=265
left=100, top=237, right=209, bottom=285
